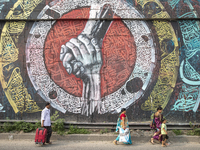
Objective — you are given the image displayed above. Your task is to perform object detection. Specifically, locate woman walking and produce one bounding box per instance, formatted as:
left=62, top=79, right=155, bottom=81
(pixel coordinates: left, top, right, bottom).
left=150, top=106, right=163, bottom=144
left=113, top=108, right=132, bottom=145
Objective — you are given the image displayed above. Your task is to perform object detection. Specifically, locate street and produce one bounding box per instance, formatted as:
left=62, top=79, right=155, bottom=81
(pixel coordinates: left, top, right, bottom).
left=0, top=140, right=199, bottom=150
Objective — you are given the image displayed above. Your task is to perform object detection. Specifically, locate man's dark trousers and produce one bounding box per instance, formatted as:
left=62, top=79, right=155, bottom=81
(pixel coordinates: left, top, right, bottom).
left=44, top=126, right=52, bottom=143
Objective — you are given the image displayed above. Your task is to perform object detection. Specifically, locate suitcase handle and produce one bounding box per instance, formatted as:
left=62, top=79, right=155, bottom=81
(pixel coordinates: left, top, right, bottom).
left=38, top=128, right=45, bottom=135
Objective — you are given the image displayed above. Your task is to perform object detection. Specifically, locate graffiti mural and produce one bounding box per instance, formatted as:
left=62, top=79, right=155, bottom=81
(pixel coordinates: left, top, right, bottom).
left=26, top=1, right=156, bottom=116
left=0, top=0, right=200, bottom=122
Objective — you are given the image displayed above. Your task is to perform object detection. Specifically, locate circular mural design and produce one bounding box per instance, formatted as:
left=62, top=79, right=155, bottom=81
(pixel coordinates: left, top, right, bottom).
left=26, top=0, right=156, bottom=115
left=44, top=7, right=137, bottom=97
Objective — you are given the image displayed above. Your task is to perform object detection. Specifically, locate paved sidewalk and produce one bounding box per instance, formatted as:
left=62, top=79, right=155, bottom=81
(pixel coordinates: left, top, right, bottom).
left=0, top=132, right=200, bottom=143
left=0, top=140, right=200, bottom=150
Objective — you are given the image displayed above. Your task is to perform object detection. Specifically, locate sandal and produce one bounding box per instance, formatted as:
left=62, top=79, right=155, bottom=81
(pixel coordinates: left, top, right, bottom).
left=150, top=140, right=154, bottom=145
left=113, top=140, right=117, bottom=145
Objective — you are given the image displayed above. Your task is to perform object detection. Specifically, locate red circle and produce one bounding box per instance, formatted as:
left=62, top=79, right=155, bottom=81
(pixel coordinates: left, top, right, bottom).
left=44, top=7, right=136, bottom=97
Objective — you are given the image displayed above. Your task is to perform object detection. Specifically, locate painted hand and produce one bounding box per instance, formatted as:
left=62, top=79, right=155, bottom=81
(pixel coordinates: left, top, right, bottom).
left=60, top=35, right=102, bottom=79
left=60, top=4, right=113, bottom=115
left=60, top=34, right=102, bottom=115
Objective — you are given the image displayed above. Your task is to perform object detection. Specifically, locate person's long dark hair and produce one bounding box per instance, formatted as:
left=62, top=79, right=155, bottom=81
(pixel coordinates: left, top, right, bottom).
left=156, top=106, right=163, bottom=121
left=157, top=106, right=163, bottom=111
left=121, top=108, right=126, bottom=113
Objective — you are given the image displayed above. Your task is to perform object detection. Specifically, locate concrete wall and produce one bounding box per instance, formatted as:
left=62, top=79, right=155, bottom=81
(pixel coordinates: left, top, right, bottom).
left=0, top=0, right=200, bottom=123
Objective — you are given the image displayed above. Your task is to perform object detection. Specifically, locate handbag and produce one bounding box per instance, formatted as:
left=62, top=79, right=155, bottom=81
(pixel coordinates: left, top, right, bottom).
left=119, top=128, right=130, bottom=143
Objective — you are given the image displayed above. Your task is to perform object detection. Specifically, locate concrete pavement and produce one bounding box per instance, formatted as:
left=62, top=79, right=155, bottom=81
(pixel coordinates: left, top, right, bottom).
left=0, top=140, right=199, bottom=150
left=0, top=132, right=200, bottom=143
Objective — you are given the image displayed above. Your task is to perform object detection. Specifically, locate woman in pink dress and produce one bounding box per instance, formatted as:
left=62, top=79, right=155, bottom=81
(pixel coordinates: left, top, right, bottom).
left=150, top=106, right=163, bottom=144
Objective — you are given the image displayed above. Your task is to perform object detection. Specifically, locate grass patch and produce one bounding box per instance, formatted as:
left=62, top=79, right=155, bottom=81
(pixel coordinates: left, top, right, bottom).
left=187, top=121, right=200, bottom=136
left=0, top=111, right=66, bottom=135
left=67, top=125, right=90, bottom=134
left=100, top=128, right=109, bottom=134
left=187, top=128, right=200, bottom=136
left=1, top=121, right=37, bottom=133
left=52, top=118, right=65, bottom=135
left=172, top=129, right=182, bottom=135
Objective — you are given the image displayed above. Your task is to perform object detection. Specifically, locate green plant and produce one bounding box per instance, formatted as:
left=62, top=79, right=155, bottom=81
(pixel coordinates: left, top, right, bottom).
left=3, top=122, right=14, bottom=132
left=194, top=128, right=200, bottom=136
left=2, top=121, right=37, bottom=133
left=105, top=128, right=108, bottom=133
left=187, top=129, right=200, bottom=136
left=187, top=121, right=200, bottom=136
left=51, top=111, right=59, bottom=121
left=22, top=122, right=35, bottom=133
left=187, top=130, right=195, bottom=135
left=189, top=121, right=194, bottom=128
left=35, top=121, right=41, bottom=129
left=1, top=111, right=67, bottom=135
left=67, top=125, right=90, bottom=134
left=0, top=126, right=4, bottom=133
left=1, top=121, right=44, bottom=133
left=13, top=121, right=25, bottom=131
left=172, top=129, right=182, bottom=135
left=100, top=130, right=103, bottom=134
left=100, top=128, right=108, bottom=134
left=52, top=118, right=65, bottom=135
left=13, top=121, right=35, bottom=133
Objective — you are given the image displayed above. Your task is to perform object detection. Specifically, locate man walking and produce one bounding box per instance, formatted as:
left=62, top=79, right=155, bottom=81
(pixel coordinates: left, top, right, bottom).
left=41, top=102, right=52, bottom=144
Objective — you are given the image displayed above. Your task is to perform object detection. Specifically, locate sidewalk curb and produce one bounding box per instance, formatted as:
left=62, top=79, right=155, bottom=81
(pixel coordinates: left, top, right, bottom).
left=0, top=133, right=200, bottom=143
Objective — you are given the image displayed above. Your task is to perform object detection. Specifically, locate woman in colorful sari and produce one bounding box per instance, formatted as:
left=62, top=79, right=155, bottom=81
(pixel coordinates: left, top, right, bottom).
left=113, top=108, right=132, bottom=145
left=150, top=106, right=163, bottom=144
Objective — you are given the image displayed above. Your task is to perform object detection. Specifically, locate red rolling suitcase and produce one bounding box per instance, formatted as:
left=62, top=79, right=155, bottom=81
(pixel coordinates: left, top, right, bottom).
left=35, top=128, right=47, bottom=145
